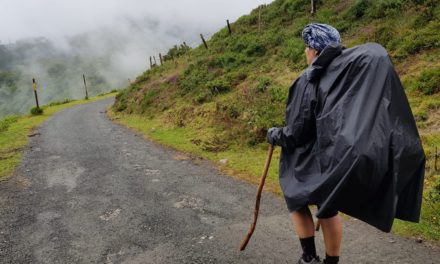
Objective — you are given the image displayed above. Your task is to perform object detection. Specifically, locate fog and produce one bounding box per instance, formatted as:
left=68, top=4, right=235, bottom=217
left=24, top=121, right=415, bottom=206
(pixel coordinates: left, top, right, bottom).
left=0, top=0, right=273, bottom=116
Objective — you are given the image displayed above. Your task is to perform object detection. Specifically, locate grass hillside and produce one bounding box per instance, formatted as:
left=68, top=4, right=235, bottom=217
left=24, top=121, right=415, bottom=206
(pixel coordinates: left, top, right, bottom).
left=112, top=0, right=440, bottom=242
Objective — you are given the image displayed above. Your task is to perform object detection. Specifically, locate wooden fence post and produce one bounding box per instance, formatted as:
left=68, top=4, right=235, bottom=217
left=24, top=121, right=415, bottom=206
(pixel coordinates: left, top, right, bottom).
left=83, top=74, right=89, bottom=100
left=150, top=56, right=153, bottom=68
left=32, top=78, right=40, bottom=109
left=311, top=0, right=316, bottom=15
left=159, top=53, right=163, bottom=65
left=258, top=6, right=262, bottom=31
left=153, top=56, right=157, bottom=66
left=227, top=19, right=232, bottom=36
left=200, top=34, right=208, bottom=49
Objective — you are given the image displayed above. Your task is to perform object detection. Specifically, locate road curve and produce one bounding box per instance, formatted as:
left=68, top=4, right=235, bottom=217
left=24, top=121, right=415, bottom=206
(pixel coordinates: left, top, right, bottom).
left=0, top=98, right=438, bottom=263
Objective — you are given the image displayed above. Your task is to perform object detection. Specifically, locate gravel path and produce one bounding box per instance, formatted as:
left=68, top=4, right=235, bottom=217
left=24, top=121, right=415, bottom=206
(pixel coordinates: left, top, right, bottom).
left=0, top=98, right=438, bottom=264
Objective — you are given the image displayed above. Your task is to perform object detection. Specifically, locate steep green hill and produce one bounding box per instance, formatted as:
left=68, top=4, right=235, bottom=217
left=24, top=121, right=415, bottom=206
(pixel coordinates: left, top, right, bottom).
left=113, top=0, right=440, bottom=241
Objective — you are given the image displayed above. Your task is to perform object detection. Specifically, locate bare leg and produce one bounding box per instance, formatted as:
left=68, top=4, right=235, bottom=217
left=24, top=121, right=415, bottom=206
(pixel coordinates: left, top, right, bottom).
left=290, top=206, right=315, bottom=238
left=320, top=214, right=342, bottom=256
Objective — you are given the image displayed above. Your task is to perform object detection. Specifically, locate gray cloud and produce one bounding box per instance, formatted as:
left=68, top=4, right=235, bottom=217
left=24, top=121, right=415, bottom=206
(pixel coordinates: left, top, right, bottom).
left=1, top=0, right=273, bottom=43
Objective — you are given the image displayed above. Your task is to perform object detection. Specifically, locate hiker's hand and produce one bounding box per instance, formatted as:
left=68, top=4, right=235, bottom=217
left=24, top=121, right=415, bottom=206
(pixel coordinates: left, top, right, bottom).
left=267, top=127, right=277, bottom=145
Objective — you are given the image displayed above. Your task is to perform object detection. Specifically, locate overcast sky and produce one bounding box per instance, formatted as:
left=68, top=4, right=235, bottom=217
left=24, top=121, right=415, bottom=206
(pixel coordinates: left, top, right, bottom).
left=1, top=0, right=274, bottom=43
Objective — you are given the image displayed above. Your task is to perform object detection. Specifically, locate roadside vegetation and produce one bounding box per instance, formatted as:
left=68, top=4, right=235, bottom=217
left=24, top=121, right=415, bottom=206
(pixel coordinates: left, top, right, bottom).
left=113, top=0, right=440, bottom=242
left=0, top=92, right=117, bottom=180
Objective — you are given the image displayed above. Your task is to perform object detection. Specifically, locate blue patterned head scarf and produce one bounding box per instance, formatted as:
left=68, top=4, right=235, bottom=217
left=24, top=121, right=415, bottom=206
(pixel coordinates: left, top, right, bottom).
left=302, top=23, right=341, bottom=52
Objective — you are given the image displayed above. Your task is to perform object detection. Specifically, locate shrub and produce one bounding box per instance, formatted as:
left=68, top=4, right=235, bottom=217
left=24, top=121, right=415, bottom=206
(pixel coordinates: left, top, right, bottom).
left=224, top=69, right=248, bottom=86
left=345, top=0, right=371, bottom=19
left=248, top=102, right=285, bottom=134
left=115, top=103, right=127, bottom=112
left=226, top=104, right=241, bottom=119
left=207, top=52, right=250, bottom=70
left=372, top=24, right=395, bottom=48
left=269, top=85, right=288, bottom=103
left=163, top=43, right=190, bottom=61
left=282, top=38, right=305, bottom=66
left=179, top=63, right=216, bottom=95
left=367, top=0, right=404, bottom=18
left=245, top=42, right=266, bottom=57
left=395, top=21, right=440, bottom=57
left=230, top=35, right=266, bottom=57
left=429, top=176, right=440, bottom=202
left=256, top=76, right=273, bottom=93
left=207, top=79, right=231, bottom=94
left=281, top=0, right=306, bottom=17
left=415, top=67, right=440, bottom=95
left=194, top=90, right=213, bottom=104
left=140, top=90, right=159, bottom=112
left=30, top=107, right=43, bottom=115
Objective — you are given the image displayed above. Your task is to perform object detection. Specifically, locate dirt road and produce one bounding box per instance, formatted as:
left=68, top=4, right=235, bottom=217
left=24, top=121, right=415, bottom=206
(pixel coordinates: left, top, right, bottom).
left=0, top=99, right=438, bottom=263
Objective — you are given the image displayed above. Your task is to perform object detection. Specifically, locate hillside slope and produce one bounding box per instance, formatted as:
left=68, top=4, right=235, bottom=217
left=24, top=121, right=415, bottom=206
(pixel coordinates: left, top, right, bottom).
left=113, top=0, right=440, bottom=241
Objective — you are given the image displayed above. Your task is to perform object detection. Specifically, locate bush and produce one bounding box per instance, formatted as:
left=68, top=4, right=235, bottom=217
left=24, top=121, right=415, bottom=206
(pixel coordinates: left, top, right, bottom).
left=207, top=79, right=231, bottom=94
left=395, top=21, right=440, bottom=57
left=248, top=102, right=285, bottom=133
left=179, top=63, right=217, bottom=95
left=226, top=104, right=241, bottom=119
left=140, top=90, right=159, bottom=112
left=367, top=0, right=404, bottom=18
left=224, top=69, right=248, bottom=86
left=30, top=107, right=43, bottom=115
left=281, top=0, right=306, bottom=17
left=163, top=43, right=190, bottom=61
left=415, top=67, right=440, bottom=95
left=230, top=35, right=267, bottom=57
left=345, top=0, right=371, bottom=19
left=372, top=24, right=396, bottom=48
left=245, top=42, right=266, bottom=57
left=256, top=76, right=273, bottom=93
left=429, top=176, right=440, bottom=202
left=282, top=38, right=305, bottom=67
left=269, top=85, right=288, bottom=103
left=194, top=90, right=213, bottom=104
left=207, top=52, right=250, bottom=70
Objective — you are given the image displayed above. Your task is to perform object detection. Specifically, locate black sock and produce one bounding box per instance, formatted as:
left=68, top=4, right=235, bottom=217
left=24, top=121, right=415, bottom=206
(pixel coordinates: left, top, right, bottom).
left=299, top=236, right=317, bottom=262
left=324, top=254, right=339, bottom=264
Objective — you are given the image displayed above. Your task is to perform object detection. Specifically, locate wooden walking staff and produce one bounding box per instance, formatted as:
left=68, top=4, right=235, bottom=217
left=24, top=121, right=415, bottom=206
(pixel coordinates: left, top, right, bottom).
left=32, top=78, right=40, bottom=109
left=240, top=144, right=274, bottom=251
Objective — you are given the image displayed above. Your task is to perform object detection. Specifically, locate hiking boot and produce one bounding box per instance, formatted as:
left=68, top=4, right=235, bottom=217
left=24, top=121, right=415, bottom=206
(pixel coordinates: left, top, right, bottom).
left=297, top=256, right=322, bottom=264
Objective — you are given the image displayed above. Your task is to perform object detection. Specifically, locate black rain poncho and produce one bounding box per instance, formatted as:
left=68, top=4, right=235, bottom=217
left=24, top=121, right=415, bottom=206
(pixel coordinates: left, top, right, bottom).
left=267, top=43, right=425, bottom=232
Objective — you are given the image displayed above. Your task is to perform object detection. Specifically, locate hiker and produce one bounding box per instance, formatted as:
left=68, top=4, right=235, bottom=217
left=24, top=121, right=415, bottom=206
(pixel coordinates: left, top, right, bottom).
left=267, top=23, right=425, bottom=264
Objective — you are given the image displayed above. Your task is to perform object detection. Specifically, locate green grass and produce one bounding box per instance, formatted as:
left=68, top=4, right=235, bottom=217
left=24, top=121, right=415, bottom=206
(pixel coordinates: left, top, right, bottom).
left=0, top=92, right=117, bottom=180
